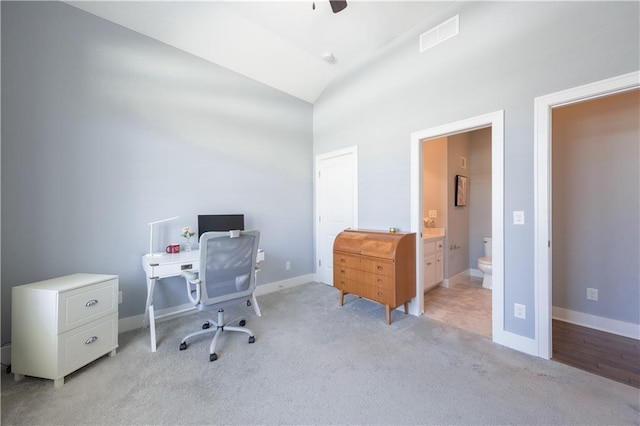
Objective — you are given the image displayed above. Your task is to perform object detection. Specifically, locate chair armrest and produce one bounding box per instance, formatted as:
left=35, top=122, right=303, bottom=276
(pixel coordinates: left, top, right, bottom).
left=182, top=270, right=198, bottom=282
left=182, top=271, right=200, bottom=304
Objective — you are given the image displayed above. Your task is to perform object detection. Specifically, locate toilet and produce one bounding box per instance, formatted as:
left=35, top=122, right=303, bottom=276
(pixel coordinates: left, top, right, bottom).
left=477, top=237, right=492, bottom=289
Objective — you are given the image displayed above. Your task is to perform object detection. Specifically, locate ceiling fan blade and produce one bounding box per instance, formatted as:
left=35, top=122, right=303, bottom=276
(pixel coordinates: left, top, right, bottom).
left=329, top=0, right=347, bottom=14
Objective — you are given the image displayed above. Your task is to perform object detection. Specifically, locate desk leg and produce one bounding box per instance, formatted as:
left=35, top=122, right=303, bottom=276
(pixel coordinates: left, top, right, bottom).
left=149, top=304, right=157, bottom=352
left=144, top=277, right=157, bottom=352
left=251, top=293, right=262, bottom=317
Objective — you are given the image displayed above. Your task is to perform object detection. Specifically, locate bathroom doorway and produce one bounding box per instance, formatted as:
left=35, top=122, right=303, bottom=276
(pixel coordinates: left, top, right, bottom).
left=410, top=110, right=509, bottom=347
left=421, top=128, right=493, bottom=338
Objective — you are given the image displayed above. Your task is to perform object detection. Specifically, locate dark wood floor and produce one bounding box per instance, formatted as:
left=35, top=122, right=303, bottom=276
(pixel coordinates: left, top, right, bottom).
left=552, top=319, right=640, bottom=388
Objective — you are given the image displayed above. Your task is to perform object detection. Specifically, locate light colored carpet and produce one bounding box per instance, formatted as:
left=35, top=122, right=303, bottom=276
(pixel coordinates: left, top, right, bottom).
left=2, top=282, right=639, bottom=425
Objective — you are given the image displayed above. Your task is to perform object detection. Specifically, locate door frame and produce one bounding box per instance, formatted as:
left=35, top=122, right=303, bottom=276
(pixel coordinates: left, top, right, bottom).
left=534, top=71, right=640, bottom=359
left=314, top=146, right=359, bottom=285
left=410, top=110, right=506, bottom=344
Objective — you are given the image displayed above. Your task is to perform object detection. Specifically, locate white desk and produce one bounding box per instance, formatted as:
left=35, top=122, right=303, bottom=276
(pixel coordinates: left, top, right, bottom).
left=141, top=249, right=264, bottom=352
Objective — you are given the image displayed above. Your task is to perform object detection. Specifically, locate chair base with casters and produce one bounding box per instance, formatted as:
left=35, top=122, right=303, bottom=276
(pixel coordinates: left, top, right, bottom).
left=179, top=307, right=255, bottom=362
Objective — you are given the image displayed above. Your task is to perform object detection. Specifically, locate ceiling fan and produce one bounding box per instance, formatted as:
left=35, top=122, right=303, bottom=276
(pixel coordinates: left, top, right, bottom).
left=312, top=1, right=348, bottom=14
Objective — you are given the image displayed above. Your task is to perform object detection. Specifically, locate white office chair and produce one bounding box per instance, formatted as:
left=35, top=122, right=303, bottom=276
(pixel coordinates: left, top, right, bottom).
left=180, top=230, right=260, bottom=362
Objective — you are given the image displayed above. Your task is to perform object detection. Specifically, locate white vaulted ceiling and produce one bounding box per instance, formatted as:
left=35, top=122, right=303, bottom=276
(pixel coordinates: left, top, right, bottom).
left=67, top=1, right=454, bottom=103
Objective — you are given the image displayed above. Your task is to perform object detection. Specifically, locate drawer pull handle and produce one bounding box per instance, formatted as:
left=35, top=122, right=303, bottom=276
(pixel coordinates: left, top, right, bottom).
left=85, top=299, right=99, bottom=307
left=181, top=264, right=193, bottom=270
left=85, top=336, right=98, bottom=345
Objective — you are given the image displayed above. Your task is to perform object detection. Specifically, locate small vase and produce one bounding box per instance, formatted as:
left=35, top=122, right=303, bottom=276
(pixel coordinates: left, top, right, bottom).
left=184, top=238, right=192, bottom=252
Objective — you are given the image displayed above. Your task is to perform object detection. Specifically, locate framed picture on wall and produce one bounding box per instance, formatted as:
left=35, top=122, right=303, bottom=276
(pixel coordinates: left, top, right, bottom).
left=455, top=175, right=468, bottom=206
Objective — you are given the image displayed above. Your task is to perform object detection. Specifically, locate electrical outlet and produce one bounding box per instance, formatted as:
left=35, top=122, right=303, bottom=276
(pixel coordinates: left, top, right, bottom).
left=513, top=211, right=525, bottom=225
left=587, top=288, right=598, bottom=301
left=118, top=291, right=123, bottom=304
left=285, top=261, right=291, bottom=270
left=514, top=303, right=526, bottom=319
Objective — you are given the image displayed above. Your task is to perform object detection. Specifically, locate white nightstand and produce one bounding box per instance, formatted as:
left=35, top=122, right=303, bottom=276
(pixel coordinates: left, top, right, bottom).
left=12, top=273, right=119, bottom=387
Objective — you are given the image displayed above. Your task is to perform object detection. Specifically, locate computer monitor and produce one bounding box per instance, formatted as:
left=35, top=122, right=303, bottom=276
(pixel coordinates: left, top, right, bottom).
left=197, top=214, right=245, bottom=238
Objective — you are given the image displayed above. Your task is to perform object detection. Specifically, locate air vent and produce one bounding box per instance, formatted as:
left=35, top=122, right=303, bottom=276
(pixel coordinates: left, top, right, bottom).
left=419, top=15, right=459, bottom=53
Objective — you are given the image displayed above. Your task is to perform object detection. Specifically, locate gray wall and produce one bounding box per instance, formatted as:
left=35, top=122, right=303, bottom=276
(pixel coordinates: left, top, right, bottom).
left=446, top=133, right=470, bottom=277
left=1, top=2, right=313, bottom=342
left=468, top=128, right=492, bottom=267
left=552, top=90, right=639, bottom=325
left=313, top=1, right=639, bottom=338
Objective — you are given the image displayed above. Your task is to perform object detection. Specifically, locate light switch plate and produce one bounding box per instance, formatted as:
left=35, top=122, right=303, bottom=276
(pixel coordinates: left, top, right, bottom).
left=428, top=210, right=438, bottom=218
left=513, top=211, right=525, bottom=225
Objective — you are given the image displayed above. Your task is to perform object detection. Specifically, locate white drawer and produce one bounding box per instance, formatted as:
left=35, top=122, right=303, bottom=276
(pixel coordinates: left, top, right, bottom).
left=59, top=278, right=117, bottom=333
left=60, top=312, right=118, bottom=377
left=150, top=261, right=199, bottom=279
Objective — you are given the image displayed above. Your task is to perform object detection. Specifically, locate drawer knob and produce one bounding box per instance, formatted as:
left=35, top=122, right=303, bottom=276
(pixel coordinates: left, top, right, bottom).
left=85, top=336, right=98, bottom=345
left=377, top=266, right=383, bottom=271
left=85, top=299, right=99, bottom=307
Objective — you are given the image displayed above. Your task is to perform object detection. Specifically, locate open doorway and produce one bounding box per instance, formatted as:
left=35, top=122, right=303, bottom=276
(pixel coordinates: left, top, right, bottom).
left=544, top=87, right=639, bottom=386
left=535, top=72, right=640, bottom=359
left=420, top=128, right=493, bottom=338
left=411, top=110, right=512, bottom=348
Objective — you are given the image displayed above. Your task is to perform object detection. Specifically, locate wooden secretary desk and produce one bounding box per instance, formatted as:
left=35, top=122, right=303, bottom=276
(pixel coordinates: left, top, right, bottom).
left=333, top=229, right=416, bottom=324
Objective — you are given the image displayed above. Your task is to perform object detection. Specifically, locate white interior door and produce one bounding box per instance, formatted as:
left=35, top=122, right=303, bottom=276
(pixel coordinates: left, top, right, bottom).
left=315, top=147, right=358, bottom=285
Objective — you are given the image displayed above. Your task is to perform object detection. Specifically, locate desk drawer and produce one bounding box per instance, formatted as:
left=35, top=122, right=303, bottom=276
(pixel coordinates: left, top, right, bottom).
left=335, top=266, right=363, bottom=282
left=334, top=253, right=394, bottom=277
left=61, top=312, right=118, bottom=377
left=150, top=261, right=200, bottom=279
left=59, top=278, right=117, bottom=333
left=360, top=271, right=394, bottom=290
left=358, top=282, right=393, bottom=305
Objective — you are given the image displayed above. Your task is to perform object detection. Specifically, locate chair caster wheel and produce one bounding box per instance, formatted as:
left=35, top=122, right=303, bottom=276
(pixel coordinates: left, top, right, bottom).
left=209, top=353, right=218, bottom=362
left=247, top=300, right=252, bottom=307
left=179, top=342, right=187, bottom=351
left=248, top=336, right=255, bottom=344
left=239, top=319, right=246, bottom=327
left=202, top=322, right=211, bottom=329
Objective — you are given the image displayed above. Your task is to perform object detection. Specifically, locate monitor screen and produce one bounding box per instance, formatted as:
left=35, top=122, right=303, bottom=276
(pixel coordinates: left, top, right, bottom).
left=198, top=214, right=245, bottom=238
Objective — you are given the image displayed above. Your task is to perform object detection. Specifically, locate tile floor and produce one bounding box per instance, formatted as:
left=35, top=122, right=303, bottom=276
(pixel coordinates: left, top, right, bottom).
left=423, top=274, right=492, bottom=338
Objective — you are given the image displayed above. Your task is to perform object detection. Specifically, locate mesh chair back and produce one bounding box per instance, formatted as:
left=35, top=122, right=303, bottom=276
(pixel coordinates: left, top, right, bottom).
left=198, top=230, right=260, bottom=306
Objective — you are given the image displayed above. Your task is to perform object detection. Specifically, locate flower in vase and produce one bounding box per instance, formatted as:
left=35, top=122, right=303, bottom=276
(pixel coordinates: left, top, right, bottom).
left=181, top=226, right=195, bottom=239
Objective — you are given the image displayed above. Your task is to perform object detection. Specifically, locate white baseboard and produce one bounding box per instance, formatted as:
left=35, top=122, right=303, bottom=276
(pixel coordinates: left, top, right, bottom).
left=552, top=307, right=640, bottom=340
left=254, top=274, right=313, bottom=297
left=118, top=274, right=314, bottom=334
left=469, top=268, right=483, bottom=278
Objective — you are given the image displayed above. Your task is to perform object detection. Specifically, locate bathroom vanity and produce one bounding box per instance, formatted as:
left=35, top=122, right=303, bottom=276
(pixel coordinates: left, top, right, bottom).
left=423, top=228, right=445, bottom=291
